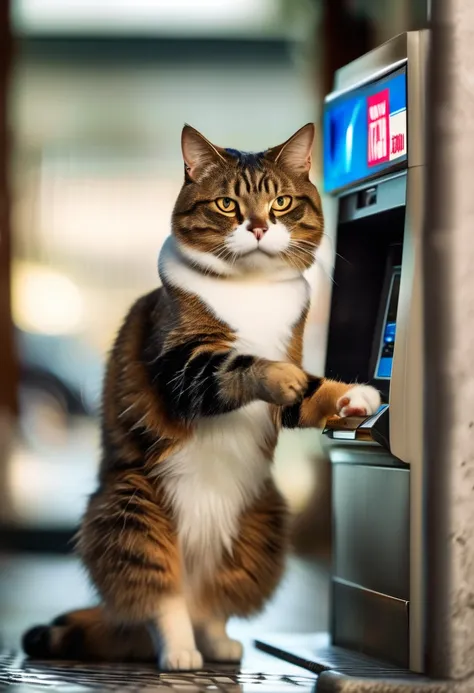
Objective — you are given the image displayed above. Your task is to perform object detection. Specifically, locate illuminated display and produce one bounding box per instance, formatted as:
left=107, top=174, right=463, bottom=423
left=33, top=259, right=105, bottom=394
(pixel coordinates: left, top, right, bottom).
left=323, top=69, right=407, bottom=194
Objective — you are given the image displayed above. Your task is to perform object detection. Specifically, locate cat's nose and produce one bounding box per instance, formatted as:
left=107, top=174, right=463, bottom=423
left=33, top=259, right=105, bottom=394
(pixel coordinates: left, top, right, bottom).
left=247, top=219, right=268, bottom=241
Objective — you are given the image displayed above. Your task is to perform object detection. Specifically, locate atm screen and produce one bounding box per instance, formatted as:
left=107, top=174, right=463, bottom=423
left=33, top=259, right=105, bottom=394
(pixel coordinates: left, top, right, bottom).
left=323, top=67, right=407, bottom=193
left=375, top=269, right=401, bottom=379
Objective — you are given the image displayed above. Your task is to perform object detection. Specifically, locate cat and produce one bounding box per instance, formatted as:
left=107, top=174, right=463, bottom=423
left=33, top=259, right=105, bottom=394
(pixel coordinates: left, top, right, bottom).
left=22, top=123, right=380, bottom=671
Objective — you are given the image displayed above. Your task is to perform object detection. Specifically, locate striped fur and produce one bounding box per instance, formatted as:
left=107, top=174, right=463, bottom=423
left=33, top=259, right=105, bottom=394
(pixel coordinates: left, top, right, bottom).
left=23, top=124, right=380, bottom=669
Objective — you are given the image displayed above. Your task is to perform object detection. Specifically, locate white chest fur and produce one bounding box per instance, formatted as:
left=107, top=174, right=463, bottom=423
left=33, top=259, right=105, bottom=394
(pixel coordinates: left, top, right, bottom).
left=160, top=237, right=310, bottom=361
left=159, top=401, right=275, bottom=580
left=158, top=238, right=310, bottom=579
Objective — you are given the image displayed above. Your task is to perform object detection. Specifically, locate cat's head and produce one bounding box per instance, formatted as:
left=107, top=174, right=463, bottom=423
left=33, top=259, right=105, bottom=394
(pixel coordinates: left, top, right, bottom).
left=172, top=124, right=323, bottom=276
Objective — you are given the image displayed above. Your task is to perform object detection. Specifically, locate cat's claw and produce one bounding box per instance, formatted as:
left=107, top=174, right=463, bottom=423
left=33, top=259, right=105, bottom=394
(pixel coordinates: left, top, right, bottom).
left=337, top=385, right=381, bottom=418
left=160, top=648, right=204, bottom=671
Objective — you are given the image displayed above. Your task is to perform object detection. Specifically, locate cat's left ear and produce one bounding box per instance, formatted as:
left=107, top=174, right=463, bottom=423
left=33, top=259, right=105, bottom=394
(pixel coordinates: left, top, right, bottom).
left=181, top=124, right=228, bottom=181
left=265, top=123, right=315, bottom=175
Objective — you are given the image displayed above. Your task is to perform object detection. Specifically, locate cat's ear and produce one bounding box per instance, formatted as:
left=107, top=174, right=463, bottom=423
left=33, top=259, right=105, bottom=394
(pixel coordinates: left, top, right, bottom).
left=265, top=123, right=315, bottom=175
left=181, top=125, right=227, bottom=181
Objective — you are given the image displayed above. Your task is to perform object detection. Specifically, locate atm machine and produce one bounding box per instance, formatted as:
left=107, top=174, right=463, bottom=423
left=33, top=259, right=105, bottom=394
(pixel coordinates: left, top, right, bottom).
left=256, top=31, right=432, bottom=688
left=321, top=29, right=427, bottom=673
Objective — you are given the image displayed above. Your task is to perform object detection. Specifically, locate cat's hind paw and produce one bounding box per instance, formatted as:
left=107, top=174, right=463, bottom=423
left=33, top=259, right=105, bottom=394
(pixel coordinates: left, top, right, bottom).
left=337, top=385, right=381, bottom=418
left=199, top=636, right=243, bottom=663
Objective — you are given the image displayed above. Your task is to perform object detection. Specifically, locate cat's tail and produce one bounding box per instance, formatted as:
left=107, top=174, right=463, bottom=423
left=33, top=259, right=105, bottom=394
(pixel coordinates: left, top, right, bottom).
left=22, top=606, right=155, bottom=662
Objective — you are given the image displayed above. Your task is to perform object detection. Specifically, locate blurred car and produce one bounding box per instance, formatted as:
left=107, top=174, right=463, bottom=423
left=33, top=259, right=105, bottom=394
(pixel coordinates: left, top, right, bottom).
left=16, top=328, right=103, bottom=423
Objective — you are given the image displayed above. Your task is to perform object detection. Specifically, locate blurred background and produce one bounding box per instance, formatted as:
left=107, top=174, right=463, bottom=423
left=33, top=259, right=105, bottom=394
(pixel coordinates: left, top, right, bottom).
left=0, top=0, right=428, bottom=652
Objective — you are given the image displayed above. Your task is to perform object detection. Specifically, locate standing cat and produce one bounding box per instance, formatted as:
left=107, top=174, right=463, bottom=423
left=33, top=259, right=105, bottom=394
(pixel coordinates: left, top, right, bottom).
left=23, top=124, right=380, bottom=670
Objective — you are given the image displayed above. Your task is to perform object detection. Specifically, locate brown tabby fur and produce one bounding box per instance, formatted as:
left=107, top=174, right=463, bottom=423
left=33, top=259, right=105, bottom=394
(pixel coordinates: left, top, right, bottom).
left=22, top=124, right=365, bottom=665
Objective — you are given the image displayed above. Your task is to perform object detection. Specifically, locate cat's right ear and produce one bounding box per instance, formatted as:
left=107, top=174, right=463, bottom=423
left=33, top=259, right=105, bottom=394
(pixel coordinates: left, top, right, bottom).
left=181, top=125, right=227, bottom=182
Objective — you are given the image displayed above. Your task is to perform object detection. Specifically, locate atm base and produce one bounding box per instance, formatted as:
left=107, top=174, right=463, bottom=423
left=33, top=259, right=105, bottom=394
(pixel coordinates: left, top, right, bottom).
left=254, top=633, right=465, bottom=692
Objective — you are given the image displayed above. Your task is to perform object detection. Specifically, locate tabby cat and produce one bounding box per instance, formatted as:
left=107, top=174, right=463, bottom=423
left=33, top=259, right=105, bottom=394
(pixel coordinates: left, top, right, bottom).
left=23, top=124, right=380, bottom=670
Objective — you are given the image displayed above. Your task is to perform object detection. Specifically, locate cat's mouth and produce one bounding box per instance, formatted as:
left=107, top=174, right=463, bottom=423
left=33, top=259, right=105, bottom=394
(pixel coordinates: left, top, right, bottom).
left=238, top=246, right=276, bottom=258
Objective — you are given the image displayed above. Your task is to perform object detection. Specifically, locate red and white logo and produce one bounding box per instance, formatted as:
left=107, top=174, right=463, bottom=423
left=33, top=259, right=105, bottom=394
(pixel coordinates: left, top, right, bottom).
left=388, top=109, right=407, bottom=161
left=367, top=89, right=390, bottom=166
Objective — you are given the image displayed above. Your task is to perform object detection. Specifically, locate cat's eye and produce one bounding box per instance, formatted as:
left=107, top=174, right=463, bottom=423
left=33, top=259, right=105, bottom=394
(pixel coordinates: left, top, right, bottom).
left=271, top=195, right=292, bottom=213
left=215, top=197, right=237, bottom=215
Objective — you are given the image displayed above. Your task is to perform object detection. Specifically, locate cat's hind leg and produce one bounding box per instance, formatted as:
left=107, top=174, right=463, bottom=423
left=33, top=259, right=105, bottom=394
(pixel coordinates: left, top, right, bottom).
left=78, top=475, right=203, bottom=671
left=23, top=600, right=204, bottom=671
left=149, top=594, right=203, bottom=671
left=193, top=479, right=288, bottom=664
left=22, top=606, right=155, bottom=662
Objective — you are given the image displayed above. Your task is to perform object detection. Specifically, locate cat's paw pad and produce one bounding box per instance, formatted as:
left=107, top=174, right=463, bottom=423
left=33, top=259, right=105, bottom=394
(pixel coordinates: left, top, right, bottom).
left=160, top=648, right=204, bottom=671
left=200, top=636, right=243, bottom=663
left=337, top=385, right=381, bottom=418
left=261, top=362, right=308, bottom=406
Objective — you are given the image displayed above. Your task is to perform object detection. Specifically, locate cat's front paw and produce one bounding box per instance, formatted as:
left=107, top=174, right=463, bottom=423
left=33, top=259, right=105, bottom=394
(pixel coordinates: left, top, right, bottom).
left=159, top=648, right=204, bottom=671
left=259, top=362, right=308, bottom=406
left=337, top=385, right=381, bottom=418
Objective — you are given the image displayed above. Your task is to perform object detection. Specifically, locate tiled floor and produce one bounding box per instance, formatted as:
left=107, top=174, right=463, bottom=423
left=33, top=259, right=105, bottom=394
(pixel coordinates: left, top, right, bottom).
left=0, top=653, right=317, bottom=692
left=0, top=554, right=325, bottom=692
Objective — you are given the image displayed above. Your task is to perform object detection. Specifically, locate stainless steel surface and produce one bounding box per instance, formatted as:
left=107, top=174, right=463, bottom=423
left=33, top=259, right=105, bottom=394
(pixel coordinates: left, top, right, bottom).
left=332, top=465, right=409, bottom=600
left=325, top=59, right=408, bottom=104
left=332, top=578, right=409, bottom=667
left=327, top=444, right=404, bottom=468
left=390, top=163, right=426, bottom=672
left=332, top=33, right=410, bottom=94
left=406, top=31, right=429, bottom=168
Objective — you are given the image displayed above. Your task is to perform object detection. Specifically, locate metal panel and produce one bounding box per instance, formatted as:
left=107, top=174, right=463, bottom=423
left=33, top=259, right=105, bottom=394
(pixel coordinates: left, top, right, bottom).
left=332, top=32, right=410, bottom=98
left=332, top=579, right=409, bottom=668
left=333, top=464, right=410, bottom=599
left=338, top=172, right=406, bottom=224
left=389, top=166, right=426, bottom=672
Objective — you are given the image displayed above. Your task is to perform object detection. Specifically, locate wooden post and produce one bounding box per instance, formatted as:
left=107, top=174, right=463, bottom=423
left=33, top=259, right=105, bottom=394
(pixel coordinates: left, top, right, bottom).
left=0, top=0, right=18, bottom=418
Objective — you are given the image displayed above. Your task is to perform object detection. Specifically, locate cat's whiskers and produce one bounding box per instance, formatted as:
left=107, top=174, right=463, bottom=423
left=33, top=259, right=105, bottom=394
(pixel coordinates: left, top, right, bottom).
left=321, top=232, right=351, bottom=264
left=212, top=245, right=232, bottom=265
left=290, top=236, right=317, bottom=247
left=315, top=256, right=338, bottom=286
left=281, top=250, right=306, bottom=272
left=213, top=244, right=239, bottom=269
left=285, top=241, right=314, bottom=270
left=288, top=238, right=336, bottom=285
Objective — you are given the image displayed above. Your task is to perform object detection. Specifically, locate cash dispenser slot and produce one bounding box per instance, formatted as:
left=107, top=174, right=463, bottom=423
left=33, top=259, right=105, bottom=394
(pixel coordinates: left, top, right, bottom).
left=323, top=404, right=390, bottom=450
